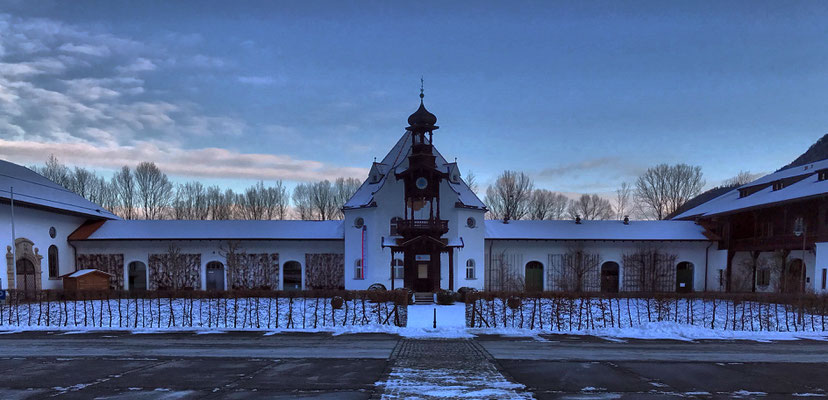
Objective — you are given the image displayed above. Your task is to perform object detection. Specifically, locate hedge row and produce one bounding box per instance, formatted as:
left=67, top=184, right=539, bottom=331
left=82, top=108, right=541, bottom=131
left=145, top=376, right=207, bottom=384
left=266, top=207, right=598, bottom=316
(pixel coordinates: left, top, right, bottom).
left=466, top=292, right=828, bottom=332
left=0, top=289, right=409, bottom=329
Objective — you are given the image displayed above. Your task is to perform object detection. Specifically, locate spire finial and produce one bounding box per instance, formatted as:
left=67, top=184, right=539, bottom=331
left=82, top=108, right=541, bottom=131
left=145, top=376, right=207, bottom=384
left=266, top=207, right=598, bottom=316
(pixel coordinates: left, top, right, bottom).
left=420, top=76, right=424, bottom=100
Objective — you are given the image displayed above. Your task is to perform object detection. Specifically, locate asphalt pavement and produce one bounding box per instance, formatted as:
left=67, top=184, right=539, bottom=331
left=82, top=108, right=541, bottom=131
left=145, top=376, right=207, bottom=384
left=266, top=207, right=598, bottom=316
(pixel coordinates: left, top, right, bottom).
left=0, top=331, right=825, bottom=399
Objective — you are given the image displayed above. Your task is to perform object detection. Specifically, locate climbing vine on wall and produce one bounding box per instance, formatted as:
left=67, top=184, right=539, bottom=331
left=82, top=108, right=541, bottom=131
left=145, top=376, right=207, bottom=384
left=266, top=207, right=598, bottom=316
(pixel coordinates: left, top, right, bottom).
left=77, top=253, right=124, bottom=289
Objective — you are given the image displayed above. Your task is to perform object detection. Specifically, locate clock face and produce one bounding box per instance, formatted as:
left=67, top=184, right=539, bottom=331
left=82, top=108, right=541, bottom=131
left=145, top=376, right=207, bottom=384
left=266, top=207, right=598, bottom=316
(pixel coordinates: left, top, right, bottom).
left=415, top=177, right=428, bottom=190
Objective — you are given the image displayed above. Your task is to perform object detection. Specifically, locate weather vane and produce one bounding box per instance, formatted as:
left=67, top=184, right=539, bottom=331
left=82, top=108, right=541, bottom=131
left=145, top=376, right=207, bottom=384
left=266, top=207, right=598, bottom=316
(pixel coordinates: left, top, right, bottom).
left=420, top=76, right=424, bottom=99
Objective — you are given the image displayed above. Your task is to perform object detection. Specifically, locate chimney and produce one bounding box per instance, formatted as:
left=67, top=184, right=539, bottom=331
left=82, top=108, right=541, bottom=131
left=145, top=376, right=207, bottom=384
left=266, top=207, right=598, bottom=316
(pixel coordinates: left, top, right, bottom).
left=623, top=215, right=629, bottom=225
left=575, top=215, right=581, bottom=224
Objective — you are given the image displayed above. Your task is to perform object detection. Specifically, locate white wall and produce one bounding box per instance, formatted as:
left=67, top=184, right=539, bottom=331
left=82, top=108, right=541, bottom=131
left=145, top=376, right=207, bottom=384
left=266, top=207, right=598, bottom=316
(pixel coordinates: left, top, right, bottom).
left=74, top=239, right=343, bottom=290
left=343, top=171, right=487, bottom=291
left=815, top=242, right=828, bottom=294
left=0, top=204, right=87, bottom=290
left=485, top=239, right=716, bottom=292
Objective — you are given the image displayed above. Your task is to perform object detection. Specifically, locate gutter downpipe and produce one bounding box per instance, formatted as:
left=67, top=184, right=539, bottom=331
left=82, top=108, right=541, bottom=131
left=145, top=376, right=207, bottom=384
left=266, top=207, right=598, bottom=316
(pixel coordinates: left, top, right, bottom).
left=704, top=242, right=713, bottom=292
left=9, top=186, right=16, bottom=290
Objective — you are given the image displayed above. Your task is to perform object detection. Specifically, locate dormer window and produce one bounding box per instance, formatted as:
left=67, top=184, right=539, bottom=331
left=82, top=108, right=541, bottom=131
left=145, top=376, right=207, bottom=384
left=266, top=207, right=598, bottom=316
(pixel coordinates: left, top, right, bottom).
left=819, top=169, right=828, bottom=182
left=772, top=180, right=784, bottom=191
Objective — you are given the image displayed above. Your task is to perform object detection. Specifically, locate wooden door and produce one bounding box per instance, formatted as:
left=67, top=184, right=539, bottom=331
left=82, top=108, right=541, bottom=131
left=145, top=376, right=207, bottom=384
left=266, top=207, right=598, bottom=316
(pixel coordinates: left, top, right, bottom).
left=525, top=261, right=543, bottom=292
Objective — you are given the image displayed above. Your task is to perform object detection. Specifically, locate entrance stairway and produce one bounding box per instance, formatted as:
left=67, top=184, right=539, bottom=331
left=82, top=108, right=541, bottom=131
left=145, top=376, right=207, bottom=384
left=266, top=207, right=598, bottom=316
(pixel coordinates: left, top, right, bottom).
left=413, top=292, right=434, bottom=305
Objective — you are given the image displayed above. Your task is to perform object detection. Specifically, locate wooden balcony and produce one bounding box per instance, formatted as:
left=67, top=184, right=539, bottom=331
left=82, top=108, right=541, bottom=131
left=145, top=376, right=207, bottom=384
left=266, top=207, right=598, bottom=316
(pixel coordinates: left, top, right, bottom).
left=730, top=233, right=822, bottom=251
left=395, top=219, right=449, bottom=236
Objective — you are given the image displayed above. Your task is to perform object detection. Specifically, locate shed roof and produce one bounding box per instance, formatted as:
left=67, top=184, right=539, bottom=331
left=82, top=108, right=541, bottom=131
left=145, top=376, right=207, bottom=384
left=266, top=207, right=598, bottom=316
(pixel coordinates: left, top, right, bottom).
left=70, top=220, right=345, bottom=241
left=674, top=159, right=828, bottom=219
left=0, top=159, right=118, bottom=220
left=343, top=130, right=485, bottom=210
left=484, top=220, right=709, bottom=241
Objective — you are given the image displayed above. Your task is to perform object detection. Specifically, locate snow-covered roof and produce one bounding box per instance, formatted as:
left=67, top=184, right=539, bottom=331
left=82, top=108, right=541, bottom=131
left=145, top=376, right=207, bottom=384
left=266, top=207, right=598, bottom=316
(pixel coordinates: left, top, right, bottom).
left=0, top=160, right=118, bottom=220
left=484, top=220, right=709, bottom=241
left=674, top=159, right=828, bottom=219
left=343, top=131, right=486, bottom=210
left=66, top=269, right=112, bottom=278
left=71, top=220, right=344, bottom=240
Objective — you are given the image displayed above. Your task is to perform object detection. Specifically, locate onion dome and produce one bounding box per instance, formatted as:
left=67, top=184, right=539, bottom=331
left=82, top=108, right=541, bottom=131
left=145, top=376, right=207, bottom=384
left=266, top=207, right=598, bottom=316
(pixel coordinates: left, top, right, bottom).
left=407, top=92, right=437, bottom=128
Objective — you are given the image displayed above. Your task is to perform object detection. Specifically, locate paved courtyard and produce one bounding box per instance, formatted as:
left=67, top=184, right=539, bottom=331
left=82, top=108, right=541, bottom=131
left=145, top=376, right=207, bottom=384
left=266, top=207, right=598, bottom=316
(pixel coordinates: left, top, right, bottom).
left=0, top=331, right=826, bottom=399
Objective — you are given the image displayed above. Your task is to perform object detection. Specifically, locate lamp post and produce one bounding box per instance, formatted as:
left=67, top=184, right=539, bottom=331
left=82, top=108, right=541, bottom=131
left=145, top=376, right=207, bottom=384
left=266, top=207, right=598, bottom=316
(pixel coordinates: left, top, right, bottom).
left=793, top=217, right=806, bottom=292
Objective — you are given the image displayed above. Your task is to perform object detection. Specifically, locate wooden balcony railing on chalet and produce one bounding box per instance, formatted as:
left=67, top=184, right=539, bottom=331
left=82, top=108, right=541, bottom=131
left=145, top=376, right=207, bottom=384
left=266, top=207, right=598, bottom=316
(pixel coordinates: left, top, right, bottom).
left=730, top=233, right=822, bottom=251
left=395, top=219, right=449, bottom=236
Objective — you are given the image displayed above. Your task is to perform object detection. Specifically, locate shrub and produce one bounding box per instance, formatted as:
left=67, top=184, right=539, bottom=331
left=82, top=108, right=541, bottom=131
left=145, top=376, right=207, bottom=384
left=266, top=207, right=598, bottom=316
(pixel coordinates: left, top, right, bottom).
left=368, top=283, right=387, bottom=291
left=436, top=290, right=456, bottom=305
left=506, top=296, right=521, bottom=309
left=331, top=296, right=344, bottom=309
left=457, top=287, right=478, bottom=302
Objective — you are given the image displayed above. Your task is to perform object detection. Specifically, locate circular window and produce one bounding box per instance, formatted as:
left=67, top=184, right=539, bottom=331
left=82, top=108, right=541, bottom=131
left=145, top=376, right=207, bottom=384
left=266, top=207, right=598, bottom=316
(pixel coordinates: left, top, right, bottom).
left=354, top=217, right=364, bottom=228
left=49, top=226, right=57, bottom=238
left=415, top=177, right=428, bottom=190
left=466, top=217, right=476, bottom=228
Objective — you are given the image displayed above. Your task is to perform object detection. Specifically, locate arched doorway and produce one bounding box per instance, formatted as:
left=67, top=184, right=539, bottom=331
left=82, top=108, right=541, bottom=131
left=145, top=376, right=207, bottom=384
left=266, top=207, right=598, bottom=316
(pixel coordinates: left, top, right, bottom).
left=283, top=261, right=302, bottom=291
left=525, top=261, right=543, bottom=292
left=128, top=261, right=147, bottom=290
left=676, top=262, right=694, bottom=293
left=206, top=261, right=225, bottom=291
left=785, top=259, right=804, bottom=293
left=16, top=259, right=36, bottom=293
left=601, top=262, right=620, bottom=293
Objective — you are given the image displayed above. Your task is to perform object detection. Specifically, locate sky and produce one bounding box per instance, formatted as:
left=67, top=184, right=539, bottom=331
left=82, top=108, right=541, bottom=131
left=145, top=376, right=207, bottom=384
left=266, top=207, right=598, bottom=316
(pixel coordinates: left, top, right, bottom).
left=1, top=0, right=827, bottom=197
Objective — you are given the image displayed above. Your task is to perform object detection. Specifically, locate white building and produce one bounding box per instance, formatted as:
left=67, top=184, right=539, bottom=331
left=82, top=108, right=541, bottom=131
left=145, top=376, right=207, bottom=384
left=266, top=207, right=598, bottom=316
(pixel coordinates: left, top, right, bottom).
left=11, top=95, right=819, bottom=294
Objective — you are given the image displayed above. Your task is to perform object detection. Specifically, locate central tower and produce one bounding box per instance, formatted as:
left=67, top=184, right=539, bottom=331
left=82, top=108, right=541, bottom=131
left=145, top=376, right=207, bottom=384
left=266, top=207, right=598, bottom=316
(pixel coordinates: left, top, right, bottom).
left=392, top=90, right=451, bottom=292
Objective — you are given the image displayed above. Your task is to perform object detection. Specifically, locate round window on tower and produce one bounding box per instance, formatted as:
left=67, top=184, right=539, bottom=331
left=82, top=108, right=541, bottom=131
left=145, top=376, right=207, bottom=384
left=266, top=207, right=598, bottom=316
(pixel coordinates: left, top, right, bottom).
left=49, top=226, right=57, bottom=238
left=354, top=217, right=364, bottom=228
left=466, top=217, right=476, bottom=228
left=415, top=177, right=428, bottom=190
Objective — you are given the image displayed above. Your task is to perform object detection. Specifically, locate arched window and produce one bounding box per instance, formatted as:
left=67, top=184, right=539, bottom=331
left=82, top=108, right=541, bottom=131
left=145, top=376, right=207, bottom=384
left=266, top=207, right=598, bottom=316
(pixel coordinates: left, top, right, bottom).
left=392, top=258, right=404, bottom=279
left=390, top=217, right=402, bottom=236
left=354, top=259, right=364, bottom=280
left=128, top=261, right=147, bottom=290
left=283, top=261, right=302, bottom=290
left=206, top=261, right=225, bottom=291
left=466, top=259, right=476, bottom=279
left=48, top=245, right=59, bottom=278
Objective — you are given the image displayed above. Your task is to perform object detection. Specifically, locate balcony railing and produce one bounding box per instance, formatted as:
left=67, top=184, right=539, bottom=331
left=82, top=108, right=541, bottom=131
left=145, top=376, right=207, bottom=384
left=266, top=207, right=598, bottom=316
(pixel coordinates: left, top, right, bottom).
left=395, top=219, right=449, bottom=236
left=730, top=233, right=821, bottom=251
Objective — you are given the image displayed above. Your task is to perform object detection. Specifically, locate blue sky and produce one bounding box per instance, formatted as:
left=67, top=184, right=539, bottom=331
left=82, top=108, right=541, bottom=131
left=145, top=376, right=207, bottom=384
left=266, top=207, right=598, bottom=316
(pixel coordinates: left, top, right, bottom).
left=1, top=1, right=827, bottom=196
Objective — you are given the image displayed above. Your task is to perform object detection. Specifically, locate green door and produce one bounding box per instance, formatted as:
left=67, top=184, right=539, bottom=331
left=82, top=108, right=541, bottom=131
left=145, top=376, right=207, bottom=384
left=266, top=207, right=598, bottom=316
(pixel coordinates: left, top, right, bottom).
left=525, top=261, right=544, bottom=292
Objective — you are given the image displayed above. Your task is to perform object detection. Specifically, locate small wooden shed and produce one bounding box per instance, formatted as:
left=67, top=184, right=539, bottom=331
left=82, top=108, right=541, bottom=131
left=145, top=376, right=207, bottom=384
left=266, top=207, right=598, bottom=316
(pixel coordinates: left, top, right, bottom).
left=61, top=269, right=112, bottom=291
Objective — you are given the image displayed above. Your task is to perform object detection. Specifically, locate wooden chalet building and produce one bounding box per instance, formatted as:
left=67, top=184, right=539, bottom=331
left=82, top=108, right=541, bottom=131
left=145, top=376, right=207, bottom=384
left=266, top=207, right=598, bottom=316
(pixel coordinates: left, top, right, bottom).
left=674, top=160, right=828, bottom=294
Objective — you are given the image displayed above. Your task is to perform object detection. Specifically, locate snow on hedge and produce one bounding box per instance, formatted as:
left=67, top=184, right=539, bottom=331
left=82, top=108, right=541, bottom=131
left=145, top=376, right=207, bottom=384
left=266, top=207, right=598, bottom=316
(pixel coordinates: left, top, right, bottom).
left=0, top=296, right=406, bottom=331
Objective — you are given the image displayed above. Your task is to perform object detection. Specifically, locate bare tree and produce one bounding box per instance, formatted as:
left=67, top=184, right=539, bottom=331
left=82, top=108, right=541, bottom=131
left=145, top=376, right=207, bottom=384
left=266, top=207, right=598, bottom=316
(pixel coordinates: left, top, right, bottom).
left=292, top=183, right=314, bottom=220
left=89, top=176, right=118, bottom=212
left=333, top=177, right=361, bottom=219
left=487, top=250, right=525, bottom=291
left=567, top=194, right=614, bottom=220
left=528, top=189, right=569, bottom=220
left=634, top=163, right=705, bottom=220
left=172, top=181, right=209, bottom=220
left=112, top=166, right=137, bottom=219
left=237, top=181, right=267, bottom=220
left=615, top=182, right=633, bottom=220
left=135, top=161, right=173, bottom=219
left=32, top=154, right=71, bottom=188
left=622, top=247, right=678, bottom=292
left=484, top=170, right=534, bottom=221
left=263, top=180, right=289, bottom=220
left=723, top=170, right=759, bottom=187
left=68, top=166, right=96, bottom=199
left=206, top=186, right=235, bottom=220
left=464, top=170, right=479, bottom=194
left=553, top=246, right=601, bottom=292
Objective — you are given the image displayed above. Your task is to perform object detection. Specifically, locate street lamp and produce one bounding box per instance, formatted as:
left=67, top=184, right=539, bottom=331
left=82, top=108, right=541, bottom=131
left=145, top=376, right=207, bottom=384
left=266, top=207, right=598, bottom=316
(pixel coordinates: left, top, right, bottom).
left=793, top=216, right=806, bottom=292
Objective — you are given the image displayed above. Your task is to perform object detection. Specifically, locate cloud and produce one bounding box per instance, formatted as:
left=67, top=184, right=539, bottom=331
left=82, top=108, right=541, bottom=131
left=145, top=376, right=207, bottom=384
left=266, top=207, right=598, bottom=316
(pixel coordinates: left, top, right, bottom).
left=58, top=42, right=111, bottom=57
left=115, top=57, right=156, bottom=73
left=0, top=139, right=368, bottom=182
left=237, top=75, right=281, bottom=85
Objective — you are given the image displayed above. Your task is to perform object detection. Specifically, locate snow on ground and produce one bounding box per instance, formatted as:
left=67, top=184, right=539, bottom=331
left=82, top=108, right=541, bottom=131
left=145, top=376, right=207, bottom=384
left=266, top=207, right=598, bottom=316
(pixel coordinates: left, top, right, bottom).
left=376, top=367, right=531, bottom=399
left=1, top=298, right=826, bottom=342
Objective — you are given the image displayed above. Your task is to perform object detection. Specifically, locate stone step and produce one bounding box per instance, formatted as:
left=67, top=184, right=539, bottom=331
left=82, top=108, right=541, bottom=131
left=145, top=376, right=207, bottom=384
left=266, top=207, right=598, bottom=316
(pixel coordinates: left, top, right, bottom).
left=413, top=292, right=434, bottom=304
